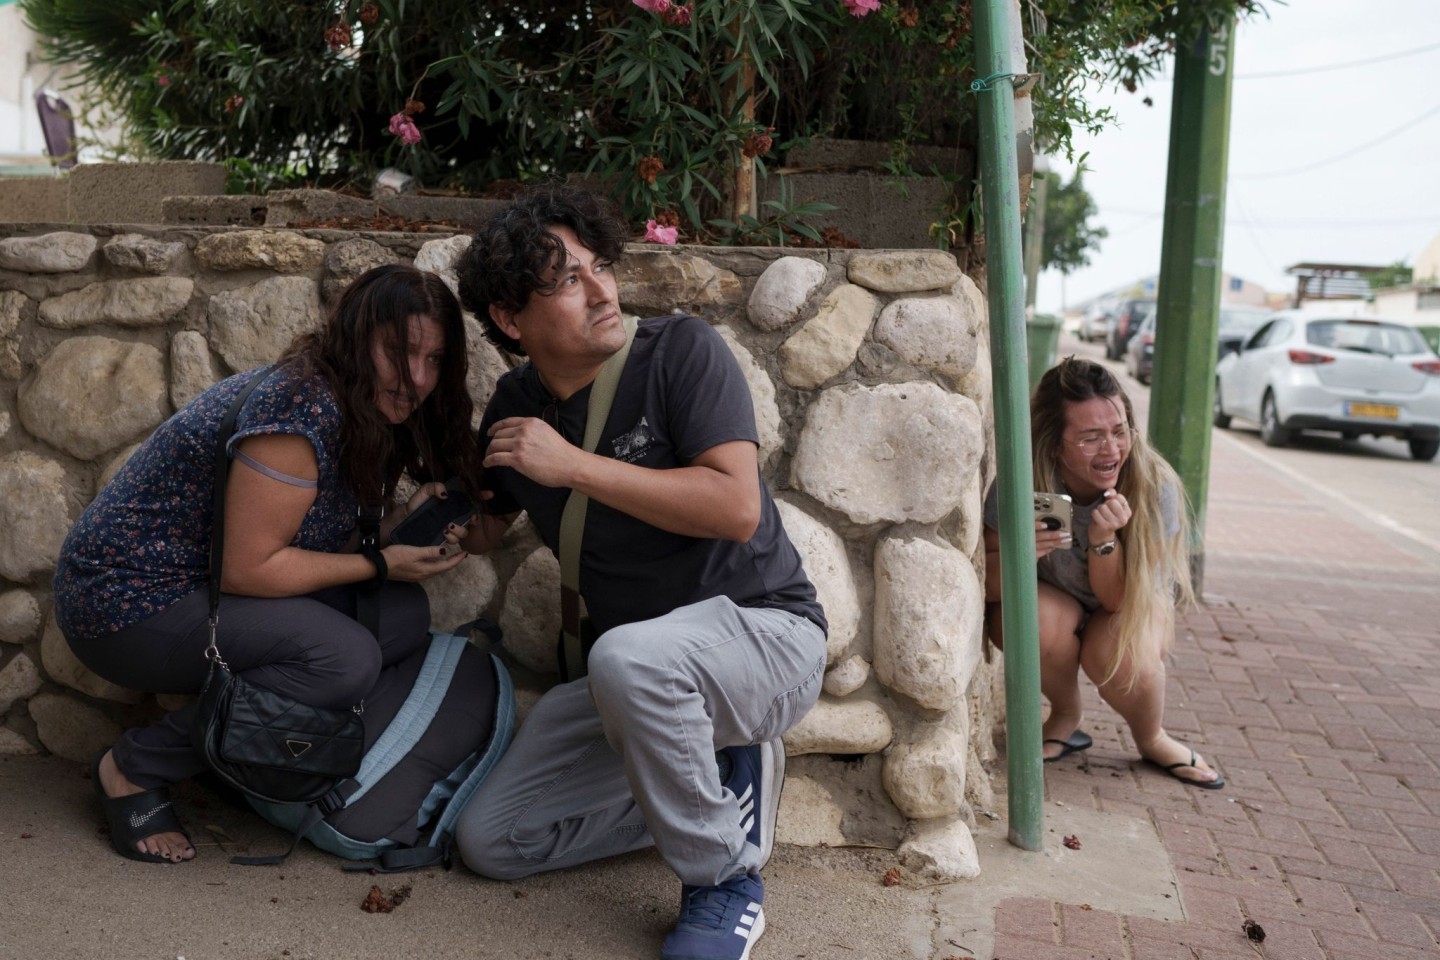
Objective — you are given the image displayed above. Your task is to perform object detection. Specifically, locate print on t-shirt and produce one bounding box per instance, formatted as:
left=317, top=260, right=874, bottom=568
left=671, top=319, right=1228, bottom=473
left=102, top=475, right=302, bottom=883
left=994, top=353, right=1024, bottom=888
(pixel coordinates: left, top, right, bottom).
left=612, top=416, right=656, bottom=463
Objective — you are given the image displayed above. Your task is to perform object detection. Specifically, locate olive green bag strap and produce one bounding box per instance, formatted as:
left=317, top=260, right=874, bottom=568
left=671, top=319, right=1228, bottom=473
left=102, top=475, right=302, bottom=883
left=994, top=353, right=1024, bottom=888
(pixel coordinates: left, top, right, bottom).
left=557, top=315, right=637, bottom=681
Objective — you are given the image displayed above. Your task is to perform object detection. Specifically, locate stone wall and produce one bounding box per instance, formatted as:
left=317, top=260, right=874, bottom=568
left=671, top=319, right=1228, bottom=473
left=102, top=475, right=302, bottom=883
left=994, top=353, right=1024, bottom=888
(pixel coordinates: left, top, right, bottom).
left=0, top=223, right=1000, bottom=879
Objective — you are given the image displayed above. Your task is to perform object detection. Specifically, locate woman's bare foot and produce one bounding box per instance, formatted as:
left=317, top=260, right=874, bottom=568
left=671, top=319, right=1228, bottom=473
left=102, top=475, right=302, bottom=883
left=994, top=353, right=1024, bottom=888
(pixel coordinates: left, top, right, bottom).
left=96, top=750, right=195, bottom=862
left=1136, top=732, right=1222, bottom=786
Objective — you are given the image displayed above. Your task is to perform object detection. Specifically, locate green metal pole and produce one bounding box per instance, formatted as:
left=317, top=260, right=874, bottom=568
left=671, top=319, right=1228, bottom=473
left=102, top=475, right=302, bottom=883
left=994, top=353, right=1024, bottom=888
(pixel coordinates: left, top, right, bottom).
left=973, top=0, right=1044, bottom=851
left=1150, top=16, right=1237, bottom=594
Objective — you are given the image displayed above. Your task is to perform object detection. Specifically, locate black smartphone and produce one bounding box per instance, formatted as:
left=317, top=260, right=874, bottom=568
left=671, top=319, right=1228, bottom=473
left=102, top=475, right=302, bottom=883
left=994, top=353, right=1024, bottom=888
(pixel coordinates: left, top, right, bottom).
left=390, top=482, right=476, bottom=547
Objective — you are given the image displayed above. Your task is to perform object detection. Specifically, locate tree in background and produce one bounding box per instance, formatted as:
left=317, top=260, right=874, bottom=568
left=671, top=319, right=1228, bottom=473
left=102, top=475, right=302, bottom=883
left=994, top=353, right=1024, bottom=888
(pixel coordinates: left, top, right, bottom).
left=1367, top=261, right=1413, bottom=292
left=21, top=0, right=1264, bottom=241
left=1040, top=170, right=1107, bottom=276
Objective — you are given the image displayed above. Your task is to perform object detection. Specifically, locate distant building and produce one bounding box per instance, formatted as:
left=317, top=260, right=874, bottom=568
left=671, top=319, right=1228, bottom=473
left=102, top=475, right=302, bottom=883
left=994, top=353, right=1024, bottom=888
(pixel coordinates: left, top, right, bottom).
left=1074, top=272, right=1272, bottom=313
left=1368, top=233, right=1440, bottom=323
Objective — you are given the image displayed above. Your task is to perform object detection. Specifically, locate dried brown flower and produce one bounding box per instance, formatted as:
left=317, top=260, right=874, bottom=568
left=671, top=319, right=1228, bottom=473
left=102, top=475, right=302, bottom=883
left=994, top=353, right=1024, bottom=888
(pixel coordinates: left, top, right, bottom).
left=741, top=130, right=773, bottom=159
left=636, top=155, right=665, bottom=184
left=324, top=20, right=353, bottom=52
left=358, top=2, right=380, bottom=26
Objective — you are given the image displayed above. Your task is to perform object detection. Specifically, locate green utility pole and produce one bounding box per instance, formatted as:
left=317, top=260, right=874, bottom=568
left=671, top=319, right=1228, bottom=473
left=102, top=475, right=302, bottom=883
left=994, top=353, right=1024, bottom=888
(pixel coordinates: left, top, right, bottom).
left=1150, top=16, right=1237, bottom=593
left=973, top=0, right=1044, bottom=852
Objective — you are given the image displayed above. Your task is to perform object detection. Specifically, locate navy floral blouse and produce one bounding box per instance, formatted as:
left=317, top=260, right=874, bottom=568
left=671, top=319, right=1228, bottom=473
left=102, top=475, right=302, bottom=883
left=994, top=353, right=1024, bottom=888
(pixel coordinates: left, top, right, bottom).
left=53, top=364, right=358, bottom=642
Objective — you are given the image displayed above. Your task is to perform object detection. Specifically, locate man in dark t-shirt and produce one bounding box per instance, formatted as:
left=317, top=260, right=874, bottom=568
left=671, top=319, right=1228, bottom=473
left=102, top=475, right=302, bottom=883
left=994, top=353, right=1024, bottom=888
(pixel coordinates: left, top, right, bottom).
left=453, top=188, right=827, bottom=960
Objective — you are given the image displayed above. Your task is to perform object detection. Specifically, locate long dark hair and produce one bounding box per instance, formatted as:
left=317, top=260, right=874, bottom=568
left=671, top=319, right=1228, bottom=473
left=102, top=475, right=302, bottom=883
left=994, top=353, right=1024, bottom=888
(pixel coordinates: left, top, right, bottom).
left=282, top=264, right=480, bottom=510
left=456, top=186, right=628, bottom=355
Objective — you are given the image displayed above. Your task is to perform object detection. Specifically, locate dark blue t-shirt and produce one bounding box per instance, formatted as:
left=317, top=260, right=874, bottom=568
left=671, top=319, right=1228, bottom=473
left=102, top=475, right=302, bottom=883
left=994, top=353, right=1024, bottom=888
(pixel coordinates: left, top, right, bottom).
left=481, top=314, right=825, bottom=636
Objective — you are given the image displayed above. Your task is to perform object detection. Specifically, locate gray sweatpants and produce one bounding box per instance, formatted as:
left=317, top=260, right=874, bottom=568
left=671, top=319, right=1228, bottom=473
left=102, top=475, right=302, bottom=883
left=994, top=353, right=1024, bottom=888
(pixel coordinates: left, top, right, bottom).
left=68, top=582, right=431, bottom=790
left=454, top=595, right=826, bottom=887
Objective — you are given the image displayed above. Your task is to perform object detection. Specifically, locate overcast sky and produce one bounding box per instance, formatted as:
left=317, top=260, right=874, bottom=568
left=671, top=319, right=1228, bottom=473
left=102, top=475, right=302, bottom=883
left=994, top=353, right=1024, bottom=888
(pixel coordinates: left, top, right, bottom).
left=1034, top=0, right=1440, bottom=313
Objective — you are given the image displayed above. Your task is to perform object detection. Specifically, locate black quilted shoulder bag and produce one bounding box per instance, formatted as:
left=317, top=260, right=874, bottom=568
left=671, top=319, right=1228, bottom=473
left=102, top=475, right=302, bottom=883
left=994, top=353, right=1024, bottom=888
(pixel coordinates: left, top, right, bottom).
left=190, top=367, right=367, bottom=805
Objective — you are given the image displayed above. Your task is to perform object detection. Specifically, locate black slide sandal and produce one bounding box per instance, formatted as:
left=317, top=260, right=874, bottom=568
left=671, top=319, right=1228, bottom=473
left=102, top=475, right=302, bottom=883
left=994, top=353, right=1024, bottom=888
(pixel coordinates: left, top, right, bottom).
left=90, top=751, right=191, bottom=863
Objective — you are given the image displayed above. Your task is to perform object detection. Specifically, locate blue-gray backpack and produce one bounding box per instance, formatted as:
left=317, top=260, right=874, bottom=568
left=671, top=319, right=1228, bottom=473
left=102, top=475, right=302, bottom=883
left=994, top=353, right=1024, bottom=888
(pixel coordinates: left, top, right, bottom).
left=237, top=628, right=515, bottom=872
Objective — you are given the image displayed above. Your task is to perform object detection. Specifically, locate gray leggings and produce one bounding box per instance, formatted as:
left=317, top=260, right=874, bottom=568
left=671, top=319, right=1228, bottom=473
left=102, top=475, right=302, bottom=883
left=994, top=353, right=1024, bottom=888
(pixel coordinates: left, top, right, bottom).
left=68, top=582, right=431, bottom=790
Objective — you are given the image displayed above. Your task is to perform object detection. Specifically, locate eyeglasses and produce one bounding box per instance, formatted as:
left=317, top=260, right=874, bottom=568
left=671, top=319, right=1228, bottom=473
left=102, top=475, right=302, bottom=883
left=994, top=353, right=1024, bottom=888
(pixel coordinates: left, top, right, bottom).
left=1064, top=427, right=1135, bottom=455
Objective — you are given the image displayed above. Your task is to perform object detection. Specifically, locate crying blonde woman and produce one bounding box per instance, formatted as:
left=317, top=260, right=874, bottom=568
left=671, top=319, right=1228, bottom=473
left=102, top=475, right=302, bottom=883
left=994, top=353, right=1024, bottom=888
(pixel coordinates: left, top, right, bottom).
left=983, top=357, right=1223, bottom=789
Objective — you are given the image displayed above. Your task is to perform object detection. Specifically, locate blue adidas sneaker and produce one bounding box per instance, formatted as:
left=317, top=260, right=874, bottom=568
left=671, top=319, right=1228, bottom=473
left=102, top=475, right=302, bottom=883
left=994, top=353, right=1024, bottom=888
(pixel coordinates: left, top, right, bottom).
left=660, top=872, right=765, bottom=960
left=718, top=740, right=784, bottom=868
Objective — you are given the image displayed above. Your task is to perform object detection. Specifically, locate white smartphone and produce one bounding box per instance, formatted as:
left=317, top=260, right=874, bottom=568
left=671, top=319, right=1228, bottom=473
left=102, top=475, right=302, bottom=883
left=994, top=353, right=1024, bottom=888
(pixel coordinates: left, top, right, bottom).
left=1033, top=492, right=1073, bottom=537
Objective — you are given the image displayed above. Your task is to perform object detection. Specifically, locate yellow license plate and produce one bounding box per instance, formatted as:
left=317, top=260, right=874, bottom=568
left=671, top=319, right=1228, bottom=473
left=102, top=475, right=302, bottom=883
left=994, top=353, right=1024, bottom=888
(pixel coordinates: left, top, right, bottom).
left=1347, top=402, right=1399, bottom=420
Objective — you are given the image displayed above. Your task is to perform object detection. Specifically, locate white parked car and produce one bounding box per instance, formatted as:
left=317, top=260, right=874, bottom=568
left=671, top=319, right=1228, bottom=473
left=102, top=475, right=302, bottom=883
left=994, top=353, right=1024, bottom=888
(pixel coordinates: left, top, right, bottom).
left=1213, top=312, right=1440, bottom=461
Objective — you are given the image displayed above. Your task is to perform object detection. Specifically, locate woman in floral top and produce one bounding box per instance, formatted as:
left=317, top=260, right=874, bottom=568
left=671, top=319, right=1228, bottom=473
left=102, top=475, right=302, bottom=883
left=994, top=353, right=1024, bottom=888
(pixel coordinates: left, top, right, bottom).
left=53, top=265, right=482, bottom=863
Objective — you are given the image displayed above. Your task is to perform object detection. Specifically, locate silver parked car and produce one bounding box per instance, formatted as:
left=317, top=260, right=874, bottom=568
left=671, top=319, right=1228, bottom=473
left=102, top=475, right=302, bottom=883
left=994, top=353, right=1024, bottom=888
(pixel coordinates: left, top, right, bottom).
left=1214, top=313, right=1440, bottom=461
left=1123, top=304, right=1158, bottom=384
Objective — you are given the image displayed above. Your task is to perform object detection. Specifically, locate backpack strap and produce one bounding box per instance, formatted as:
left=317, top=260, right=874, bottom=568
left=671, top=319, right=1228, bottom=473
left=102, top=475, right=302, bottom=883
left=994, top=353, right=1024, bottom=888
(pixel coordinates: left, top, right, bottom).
left=344, top=633, right=466, bottom=807
left=230, top=780, right=360, bottom=866
left=557, top=315, right=637, bottom=681
left=340, top=649, right=517, bottom=874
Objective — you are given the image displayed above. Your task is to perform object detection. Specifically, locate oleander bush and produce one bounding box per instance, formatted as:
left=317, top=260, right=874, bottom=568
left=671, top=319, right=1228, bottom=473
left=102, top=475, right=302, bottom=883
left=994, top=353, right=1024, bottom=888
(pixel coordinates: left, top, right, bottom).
left=22, top=0, right=1264, bottom=241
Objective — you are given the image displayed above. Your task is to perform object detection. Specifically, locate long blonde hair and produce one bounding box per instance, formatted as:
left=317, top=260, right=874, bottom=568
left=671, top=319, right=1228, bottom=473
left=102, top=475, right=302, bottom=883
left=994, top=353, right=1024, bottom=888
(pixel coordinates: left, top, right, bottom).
left=1031, top=359, right=1196, bottom=686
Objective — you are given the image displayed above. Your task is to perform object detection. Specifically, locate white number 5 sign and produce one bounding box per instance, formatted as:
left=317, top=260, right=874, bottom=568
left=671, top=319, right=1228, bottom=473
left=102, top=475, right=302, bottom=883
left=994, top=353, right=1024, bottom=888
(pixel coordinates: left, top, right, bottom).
left=1208, top=23, right=1230, bottom=77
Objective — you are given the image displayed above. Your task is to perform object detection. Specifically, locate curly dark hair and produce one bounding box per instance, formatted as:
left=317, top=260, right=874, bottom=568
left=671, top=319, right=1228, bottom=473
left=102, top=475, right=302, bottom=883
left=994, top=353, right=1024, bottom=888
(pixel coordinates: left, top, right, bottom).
left=456, top=186, right=628, bottom=355
left=281, top=264, right=481, bottom=510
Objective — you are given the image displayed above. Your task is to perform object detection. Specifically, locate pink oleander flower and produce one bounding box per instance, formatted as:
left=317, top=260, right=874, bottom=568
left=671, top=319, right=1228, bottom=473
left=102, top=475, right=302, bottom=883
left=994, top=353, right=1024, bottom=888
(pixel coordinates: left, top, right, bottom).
left=643, top=220, right=678, bottom=245
left=633, top=0, right=671, bottom=13
left=843, top=0, right=881, bottom=16
left=388, top=112, right=422, bottom=145
left=662, top=3, right=692, bottom=25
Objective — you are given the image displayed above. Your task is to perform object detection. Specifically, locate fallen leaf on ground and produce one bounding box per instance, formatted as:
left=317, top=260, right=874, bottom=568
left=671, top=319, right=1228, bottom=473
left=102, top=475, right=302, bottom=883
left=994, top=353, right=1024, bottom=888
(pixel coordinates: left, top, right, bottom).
left=882, top=867, right=902, bottom=887
left=361, top=885, right=394, bottom=913
left=1242, top=919, right=1266, bottom=942
left=1063, top=835, right=1081, bottom=850
left=362, top=886, right=414, bottom=915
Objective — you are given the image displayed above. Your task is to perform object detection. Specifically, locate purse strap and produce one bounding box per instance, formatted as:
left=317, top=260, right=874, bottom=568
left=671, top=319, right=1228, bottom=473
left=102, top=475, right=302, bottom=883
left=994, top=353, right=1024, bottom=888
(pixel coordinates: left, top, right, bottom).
left=206, top=365, right=380, bottom=666
left=557, top=315, right=637, bottom=680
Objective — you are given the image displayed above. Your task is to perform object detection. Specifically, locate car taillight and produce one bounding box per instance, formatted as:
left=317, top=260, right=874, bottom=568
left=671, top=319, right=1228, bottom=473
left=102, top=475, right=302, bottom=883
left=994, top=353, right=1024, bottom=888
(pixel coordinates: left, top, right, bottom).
left=1287, top=349, right=1334, bottom=365
left=1413, top=360, right=1440, bottom=375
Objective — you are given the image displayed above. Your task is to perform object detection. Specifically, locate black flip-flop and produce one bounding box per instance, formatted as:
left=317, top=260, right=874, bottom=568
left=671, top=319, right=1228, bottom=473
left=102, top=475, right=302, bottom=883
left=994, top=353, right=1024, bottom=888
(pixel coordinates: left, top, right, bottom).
left=1144, top=749, right=1225, bottom=790
left=1042, top=729, right=1093, bottom=764
left=90, top=751, right=192, bottom=863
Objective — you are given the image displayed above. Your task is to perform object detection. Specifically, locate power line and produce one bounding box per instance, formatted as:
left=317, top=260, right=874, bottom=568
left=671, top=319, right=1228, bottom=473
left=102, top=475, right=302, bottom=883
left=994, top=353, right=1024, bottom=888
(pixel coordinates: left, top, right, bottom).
left=1235, top=40, right=1440, bottom=79
left=1234, top=102, right=1440, bottom=180
left=1102, top=207, right=1440, bottom=227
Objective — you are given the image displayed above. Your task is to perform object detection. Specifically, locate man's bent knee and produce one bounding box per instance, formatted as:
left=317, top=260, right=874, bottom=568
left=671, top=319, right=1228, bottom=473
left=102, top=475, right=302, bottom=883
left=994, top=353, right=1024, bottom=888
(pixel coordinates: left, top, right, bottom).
left=454, top=809, right=538, bottom=882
